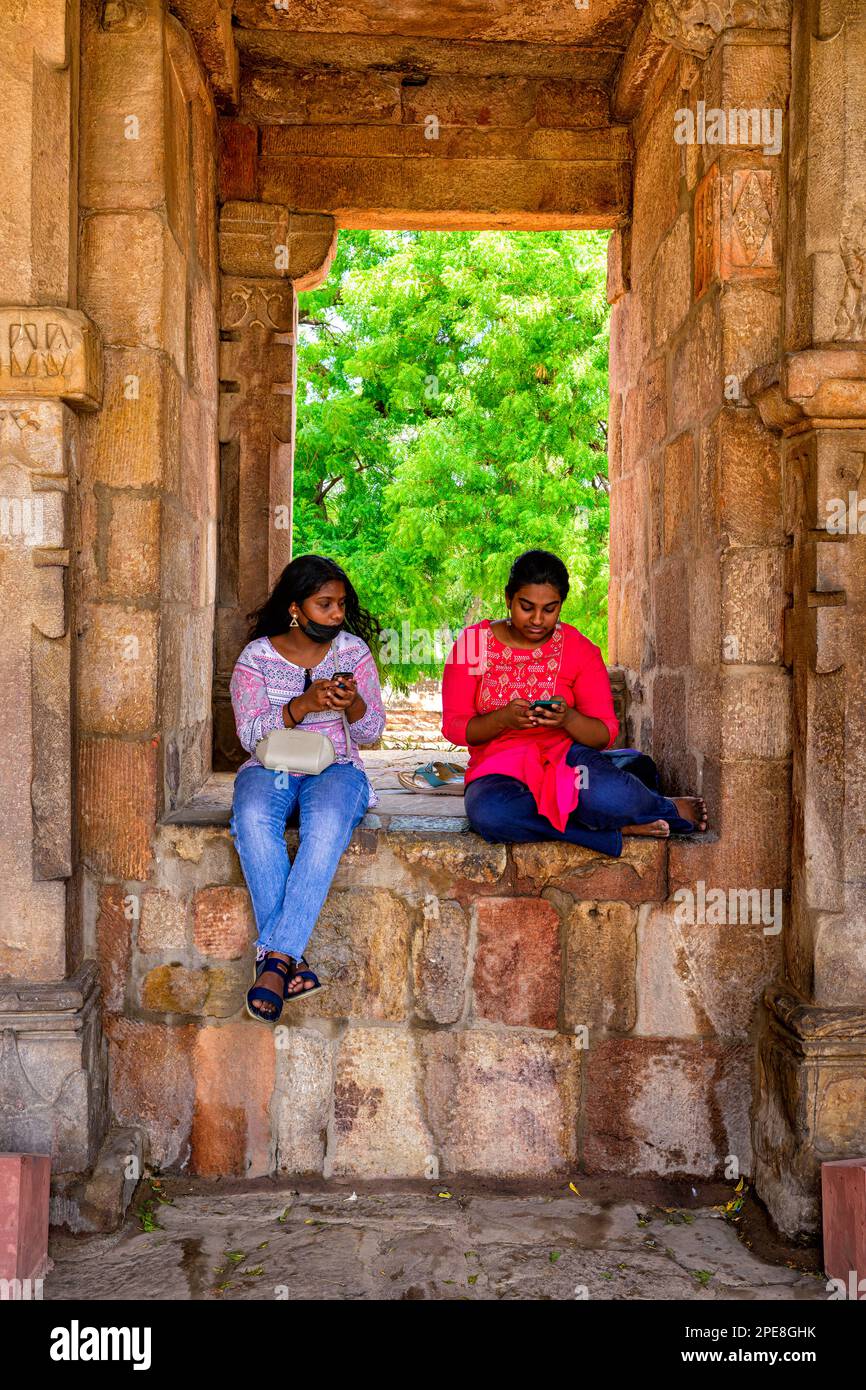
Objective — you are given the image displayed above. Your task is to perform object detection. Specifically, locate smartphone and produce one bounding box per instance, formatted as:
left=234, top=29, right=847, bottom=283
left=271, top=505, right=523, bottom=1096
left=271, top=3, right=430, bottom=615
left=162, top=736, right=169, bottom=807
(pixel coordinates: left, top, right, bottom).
left=530, top=698, right=564, bottom=711
left=332, top=671, right=354, bottom=687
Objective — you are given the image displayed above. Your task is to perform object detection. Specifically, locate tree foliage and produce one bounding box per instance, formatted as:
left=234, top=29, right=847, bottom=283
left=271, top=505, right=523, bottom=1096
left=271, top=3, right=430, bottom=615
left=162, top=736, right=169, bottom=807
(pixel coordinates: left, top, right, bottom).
left=294, top=229, right=611, bottom=684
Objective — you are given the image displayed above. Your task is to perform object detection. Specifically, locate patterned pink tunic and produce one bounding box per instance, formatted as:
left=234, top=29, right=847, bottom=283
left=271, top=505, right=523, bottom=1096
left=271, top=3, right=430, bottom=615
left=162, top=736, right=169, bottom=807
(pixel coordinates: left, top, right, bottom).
left=441, top=619, right=618, bottom=831
left=230, top=632, right=386, bottom=807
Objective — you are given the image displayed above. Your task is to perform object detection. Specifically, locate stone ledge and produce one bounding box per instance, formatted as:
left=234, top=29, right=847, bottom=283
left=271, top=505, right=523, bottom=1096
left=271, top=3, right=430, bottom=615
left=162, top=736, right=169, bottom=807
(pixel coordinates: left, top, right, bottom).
left=156, top=775, right=673, bottom=907
left=162, top=771, right=471, bottom=833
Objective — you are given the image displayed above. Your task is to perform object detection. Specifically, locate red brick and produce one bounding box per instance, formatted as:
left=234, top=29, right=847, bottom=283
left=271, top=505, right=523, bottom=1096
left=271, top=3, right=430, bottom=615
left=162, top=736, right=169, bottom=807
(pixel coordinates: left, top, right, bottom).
left=219, top=120, right=257, bottom=201
left=189, top=1022, right=275, bottom=1178
left=822, top=1159, right=866, bottom=1287
left=0, top=1154, right=50, bottom=1281
left=78, top=737, right=157, bottom=880
left=193, top=886, right=256, bottom=959
left=96, top=883, right=132, bottom=1015
left=472, top=898, right=560, bottom=1028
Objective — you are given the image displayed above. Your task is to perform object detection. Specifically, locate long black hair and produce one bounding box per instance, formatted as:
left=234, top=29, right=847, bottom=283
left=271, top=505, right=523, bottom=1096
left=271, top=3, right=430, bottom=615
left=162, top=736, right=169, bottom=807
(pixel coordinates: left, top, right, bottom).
left=505, top=549, right=570, bottom=602
left=247, top=554, right=380, bottom=647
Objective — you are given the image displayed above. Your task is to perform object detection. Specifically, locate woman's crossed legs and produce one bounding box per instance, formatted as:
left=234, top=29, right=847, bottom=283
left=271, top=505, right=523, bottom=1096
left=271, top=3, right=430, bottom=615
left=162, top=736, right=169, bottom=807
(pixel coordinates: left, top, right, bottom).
left=465, top=744, right=706, bottom=857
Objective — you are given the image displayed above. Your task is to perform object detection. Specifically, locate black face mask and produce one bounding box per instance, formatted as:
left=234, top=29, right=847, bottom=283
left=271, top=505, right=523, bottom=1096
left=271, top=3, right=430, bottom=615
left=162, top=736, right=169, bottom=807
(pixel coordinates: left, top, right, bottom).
left=296, top=613, right=344, bottom=644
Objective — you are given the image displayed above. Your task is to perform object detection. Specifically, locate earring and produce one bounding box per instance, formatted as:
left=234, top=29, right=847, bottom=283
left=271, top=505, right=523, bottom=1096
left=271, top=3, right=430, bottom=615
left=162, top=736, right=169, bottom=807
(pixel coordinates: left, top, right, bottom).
left=506, top=610, right=512, bottom=626
left=289, top=612, right=299, bottom=628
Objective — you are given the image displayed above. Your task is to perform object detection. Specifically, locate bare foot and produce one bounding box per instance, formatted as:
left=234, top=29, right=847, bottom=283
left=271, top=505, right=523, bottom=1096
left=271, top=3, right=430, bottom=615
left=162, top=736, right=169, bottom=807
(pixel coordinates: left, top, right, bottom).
left=622, top=819, right=670, bottom=837
left=671, top=796, right=708, bottom=832
left=284, top=957, right=318, bottom=996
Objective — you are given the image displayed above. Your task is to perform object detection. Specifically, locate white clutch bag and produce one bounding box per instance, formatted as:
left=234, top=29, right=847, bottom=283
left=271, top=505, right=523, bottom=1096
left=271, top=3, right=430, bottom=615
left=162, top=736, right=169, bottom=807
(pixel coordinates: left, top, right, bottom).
left=255, top=709, right=352, bottom=774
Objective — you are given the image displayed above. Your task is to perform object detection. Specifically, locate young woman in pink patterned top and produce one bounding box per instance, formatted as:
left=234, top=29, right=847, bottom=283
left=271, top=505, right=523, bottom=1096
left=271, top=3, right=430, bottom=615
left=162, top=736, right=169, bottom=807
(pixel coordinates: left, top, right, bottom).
left=230, top=555, right=385, bottom=1022
left=442, top=550, right=707, bottom=857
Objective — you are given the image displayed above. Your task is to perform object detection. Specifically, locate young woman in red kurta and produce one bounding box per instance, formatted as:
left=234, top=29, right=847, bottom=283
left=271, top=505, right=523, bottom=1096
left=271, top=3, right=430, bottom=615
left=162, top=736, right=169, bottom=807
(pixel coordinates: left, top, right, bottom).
left=442, top=550, right=707, bottom=858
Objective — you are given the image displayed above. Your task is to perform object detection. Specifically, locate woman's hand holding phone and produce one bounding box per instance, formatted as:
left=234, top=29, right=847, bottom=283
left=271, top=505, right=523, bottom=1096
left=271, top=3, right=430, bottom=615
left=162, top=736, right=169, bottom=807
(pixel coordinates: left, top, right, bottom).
left=290, top=678, right=340, bottom=718
left=499, top=698, right=544, bottom=730
left=528, top=697, right=568, bottom=728
left=327, top=672, right=356, bottom=710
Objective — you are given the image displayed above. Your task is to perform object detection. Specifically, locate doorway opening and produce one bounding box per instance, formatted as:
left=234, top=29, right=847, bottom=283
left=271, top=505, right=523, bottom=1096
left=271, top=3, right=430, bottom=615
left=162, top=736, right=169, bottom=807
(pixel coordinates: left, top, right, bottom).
left=294, top=227, right=612, bottom=796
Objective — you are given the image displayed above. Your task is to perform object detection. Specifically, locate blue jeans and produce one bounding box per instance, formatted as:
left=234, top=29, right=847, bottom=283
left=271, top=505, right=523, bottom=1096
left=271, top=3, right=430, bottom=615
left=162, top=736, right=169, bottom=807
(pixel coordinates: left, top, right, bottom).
left=464, top=744, right=693, bottom=858
left=229, top=762, right=370, bottom=959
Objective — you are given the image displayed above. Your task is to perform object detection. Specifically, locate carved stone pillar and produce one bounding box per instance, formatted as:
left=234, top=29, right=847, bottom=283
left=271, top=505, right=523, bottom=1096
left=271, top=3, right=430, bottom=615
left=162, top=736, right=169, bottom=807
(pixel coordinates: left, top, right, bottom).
left=749, top=353, right=866, bottom=1234
left=745, top=0, right=866, bottom=1241
left=0, top=306, right=109, bottom=1170
left=0, top=0, right=112, bottom=1180
left=213, top=198, right=336, bottom=767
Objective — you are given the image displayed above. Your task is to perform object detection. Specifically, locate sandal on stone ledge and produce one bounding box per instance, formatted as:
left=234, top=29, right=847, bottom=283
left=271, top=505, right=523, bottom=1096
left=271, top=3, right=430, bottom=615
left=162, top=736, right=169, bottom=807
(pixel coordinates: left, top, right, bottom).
left=282, top=954, right=327, bottom=1004
left=245, top=953, right=295, bottom=1025
left=397, top=761, right=466, bottom=795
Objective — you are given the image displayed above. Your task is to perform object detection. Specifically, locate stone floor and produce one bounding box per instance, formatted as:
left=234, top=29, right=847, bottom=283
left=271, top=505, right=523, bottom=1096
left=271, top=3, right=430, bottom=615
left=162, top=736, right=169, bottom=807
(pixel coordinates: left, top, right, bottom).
left=45, top=1178, right=828, bottom=1302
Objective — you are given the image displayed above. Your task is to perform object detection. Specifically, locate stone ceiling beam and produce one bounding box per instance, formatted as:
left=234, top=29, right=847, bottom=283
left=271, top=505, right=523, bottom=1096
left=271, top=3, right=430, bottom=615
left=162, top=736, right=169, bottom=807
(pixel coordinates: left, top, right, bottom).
left=234, top=29, right=624, bottom=81
left=255, top=128, right=631, bottom=230
left=612, top=7, right=669, bottom=123
left=168, top=0, right=238, bottom=107
left=231, top=0, right=643, bottom=46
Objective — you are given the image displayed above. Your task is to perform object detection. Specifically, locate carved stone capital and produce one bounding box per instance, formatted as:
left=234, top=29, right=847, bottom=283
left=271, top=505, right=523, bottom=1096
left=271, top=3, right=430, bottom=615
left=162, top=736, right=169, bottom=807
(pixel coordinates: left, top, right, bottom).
left=0, top=308, right=102, bottom=410
left=219, top=201, right=337, bottom=291
left=648, top=0, right=791, bottom=58
left=765, top=986, right=866, bottom=1058
left=746, top=348, right=866, bottom=433
left=0, top=962, right=108, bottom=1173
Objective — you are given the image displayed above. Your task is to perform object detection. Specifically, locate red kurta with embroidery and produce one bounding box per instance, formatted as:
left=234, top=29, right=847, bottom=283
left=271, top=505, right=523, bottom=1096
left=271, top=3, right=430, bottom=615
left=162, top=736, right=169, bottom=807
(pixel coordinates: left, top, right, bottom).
left=441, top=619, right=619, bottom=832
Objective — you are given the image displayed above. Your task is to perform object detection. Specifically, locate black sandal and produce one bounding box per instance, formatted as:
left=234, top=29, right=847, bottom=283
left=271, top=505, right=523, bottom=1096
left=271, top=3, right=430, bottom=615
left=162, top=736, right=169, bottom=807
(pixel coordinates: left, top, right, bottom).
left=245, top=953, right=296, bottom=1024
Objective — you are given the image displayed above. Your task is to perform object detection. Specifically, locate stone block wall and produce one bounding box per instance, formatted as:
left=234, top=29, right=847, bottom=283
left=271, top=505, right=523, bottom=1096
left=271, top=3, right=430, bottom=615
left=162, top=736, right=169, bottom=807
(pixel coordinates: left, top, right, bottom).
left=75, top=0, right=219, bottom=859
left=607, top=35, right=791, bottom=904
left=96, top=823, right=776, bottom=1181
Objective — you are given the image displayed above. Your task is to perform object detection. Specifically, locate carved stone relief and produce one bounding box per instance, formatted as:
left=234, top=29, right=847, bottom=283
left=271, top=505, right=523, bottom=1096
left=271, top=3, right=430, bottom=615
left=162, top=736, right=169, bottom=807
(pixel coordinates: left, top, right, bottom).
left=834, top=203, right=866, bottom=340
left=649, top=1, right=791, bottom=57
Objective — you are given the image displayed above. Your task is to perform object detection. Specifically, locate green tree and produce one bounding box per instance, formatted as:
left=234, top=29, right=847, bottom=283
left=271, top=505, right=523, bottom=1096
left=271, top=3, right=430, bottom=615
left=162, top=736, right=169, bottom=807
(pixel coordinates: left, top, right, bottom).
left=295, top=228, right=610, bottom=684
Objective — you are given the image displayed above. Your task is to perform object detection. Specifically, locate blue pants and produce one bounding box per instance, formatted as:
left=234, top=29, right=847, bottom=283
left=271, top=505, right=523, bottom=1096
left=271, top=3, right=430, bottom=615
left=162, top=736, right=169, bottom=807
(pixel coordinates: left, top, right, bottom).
left=229, top=761, right=370, bottom=959
left=464, top=744, right=692, bottom=858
